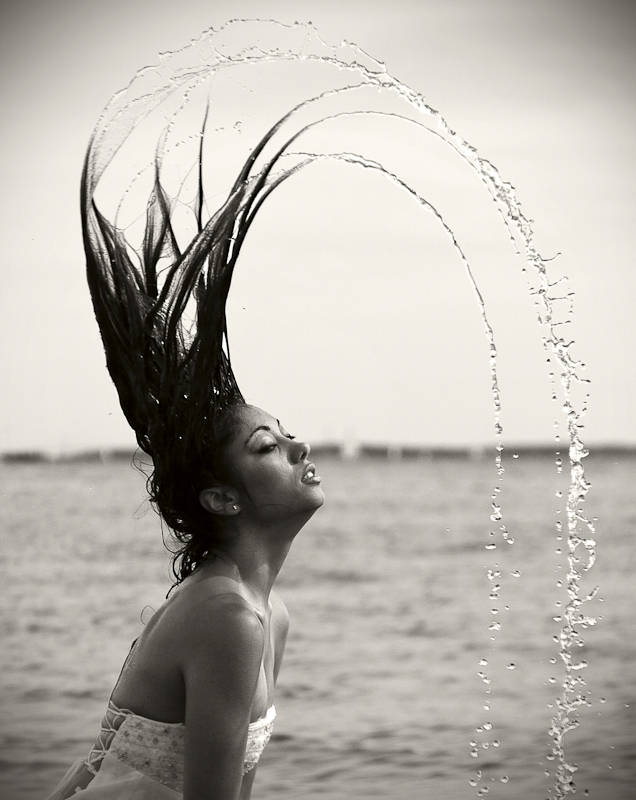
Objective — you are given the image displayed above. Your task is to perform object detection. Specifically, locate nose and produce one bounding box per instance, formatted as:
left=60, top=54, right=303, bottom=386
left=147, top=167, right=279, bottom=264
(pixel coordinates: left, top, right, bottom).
left=291, top=439, right=310, bottom=463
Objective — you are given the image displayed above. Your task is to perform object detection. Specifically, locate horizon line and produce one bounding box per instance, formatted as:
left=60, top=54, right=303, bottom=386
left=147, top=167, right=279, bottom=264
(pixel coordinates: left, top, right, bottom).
left=3, top=441, right=636, bottom=465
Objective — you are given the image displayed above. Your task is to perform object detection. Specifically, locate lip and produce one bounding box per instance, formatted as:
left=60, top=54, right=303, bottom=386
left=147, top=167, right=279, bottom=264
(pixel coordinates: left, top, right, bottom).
left=301, top=462, right=321, bottom=485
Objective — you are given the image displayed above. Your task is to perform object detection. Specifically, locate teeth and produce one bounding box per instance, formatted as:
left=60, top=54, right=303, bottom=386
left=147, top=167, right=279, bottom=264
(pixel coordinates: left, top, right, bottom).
left=305, top=471, right=314, bottom=479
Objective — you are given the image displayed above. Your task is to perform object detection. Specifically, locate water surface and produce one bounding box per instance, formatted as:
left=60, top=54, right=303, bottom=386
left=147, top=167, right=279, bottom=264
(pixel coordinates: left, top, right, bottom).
left=1, top=453, right=633, bottom=799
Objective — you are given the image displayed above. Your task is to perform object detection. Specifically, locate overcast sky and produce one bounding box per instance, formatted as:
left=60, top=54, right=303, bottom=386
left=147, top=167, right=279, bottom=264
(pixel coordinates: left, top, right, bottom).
left=1, top=0, right=635, bottom=453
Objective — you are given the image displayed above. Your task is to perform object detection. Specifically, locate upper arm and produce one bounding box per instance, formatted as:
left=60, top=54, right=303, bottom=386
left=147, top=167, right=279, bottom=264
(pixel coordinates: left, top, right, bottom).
left=179, top=596, right=265, bottom=800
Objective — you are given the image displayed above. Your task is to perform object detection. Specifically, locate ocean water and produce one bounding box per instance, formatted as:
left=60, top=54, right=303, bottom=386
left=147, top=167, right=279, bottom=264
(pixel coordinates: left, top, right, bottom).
left=1, top=452, right=634, bottom=800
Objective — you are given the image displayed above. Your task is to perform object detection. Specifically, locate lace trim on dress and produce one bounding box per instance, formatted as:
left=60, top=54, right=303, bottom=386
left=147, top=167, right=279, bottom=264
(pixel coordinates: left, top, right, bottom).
left=84, top=700, right=276, bottom=790
left=244, top=704, right=277, bottom=774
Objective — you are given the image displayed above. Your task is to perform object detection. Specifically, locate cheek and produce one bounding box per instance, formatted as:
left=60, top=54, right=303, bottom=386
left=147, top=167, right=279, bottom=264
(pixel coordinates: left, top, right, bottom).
left=243, top=460, right=292, bottom=499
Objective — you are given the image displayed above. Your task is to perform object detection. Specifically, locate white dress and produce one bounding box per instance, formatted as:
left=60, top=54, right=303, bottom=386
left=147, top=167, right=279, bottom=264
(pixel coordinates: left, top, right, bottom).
left=45, top=699, right=276, bottom=799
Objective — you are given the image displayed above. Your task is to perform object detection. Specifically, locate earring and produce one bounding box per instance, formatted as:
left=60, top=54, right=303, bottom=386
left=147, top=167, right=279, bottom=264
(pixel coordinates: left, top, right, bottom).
left=232, top=504, right=239, bottom=512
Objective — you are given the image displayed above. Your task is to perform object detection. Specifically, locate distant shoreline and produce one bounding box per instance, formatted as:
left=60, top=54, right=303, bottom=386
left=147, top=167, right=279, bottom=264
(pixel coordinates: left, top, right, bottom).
left=3, top=443, right=635, bottom=464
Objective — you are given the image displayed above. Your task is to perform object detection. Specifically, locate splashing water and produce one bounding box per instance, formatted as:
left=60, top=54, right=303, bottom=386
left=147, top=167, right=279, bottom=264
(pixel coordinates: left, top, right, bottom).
left=85, top=19, right=599, bottom=798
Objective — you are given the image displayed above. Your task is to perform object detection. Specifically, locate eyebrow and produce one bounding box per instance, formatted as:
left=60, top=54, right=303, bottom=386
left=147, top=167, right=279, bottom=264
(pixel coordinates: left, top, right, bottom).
left=245, top=422, right=280, bottom=446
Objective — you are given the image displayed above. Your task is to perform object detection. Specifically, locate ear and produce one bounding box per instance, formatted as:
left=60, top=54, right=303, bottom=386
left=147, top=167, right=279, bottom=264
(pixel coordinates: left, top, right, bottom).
left=199, top=486, right=241, bottom=516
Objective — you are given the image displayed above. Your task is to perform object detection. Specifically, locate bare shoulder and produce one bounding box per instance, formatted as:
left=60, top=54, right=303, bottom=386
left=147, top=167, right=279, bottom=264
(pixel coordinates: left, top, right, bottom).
left=170, top=590, right=266, bottom=667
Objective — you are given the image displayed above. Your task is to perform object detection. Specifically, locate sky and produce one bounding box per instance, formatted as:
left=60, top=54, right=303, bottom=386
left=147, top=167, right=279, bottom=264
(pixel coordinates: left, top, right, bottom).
left=1, top=0, right=635, bottom=453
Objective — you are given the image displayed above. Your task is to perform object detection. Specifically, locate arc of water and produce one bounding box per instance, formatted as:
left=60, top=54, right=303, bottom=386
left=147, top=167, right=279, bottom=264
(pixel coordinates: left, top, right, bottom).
left=85, top=20, right=599, bottom=797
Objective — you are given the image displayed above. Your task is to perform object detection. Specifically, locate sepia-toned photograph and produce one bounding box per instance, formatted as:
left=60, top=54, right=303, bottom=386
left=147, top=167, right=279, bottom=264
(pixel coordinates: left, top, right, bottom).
left=1, top=2, right=634, bottom=799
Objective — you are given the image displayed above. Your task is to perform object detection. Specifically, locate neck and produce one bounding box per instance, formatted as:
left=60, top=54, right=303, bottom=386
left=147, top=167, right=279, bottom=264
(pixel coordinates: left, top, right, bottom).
left=214, top=510, right=314, bottom=608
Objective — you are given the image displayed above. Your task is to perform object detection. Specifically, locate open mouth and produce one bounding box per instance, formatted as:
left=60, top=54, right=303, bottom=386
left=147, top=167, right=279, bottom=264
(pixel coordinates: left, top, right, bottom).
left=301, top=463, right=321, bottom=485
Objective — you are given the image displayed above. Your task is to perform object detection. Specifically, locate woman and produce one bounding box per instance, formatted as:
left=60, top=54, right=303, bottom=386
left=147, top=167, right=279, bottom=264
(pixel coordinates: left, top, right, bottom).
left=47, top=28, right=327, bottom=799
left=47, top=404, right=324, bottom=800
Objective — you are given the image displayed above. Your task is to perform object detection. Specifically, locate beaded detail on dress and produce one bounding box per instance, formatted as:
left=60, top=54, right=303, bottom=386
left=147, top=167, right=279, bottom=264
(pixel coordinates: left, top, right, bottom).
left=84, top=700, right=276, bottom=791
left=243, top=705, right=276, bottom=773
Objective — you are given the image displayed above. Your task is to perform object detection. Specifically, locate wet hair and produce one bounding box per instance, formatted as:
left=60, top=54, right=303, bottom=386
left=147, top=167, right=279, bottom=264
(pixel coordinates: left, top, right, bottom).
left=79, top=124, right=281, bottom=580
left=148, top=402, right=244, bottom=584
left=79, top=119, right=284, bottom=584
left=80, top=47, right=321, bottom=583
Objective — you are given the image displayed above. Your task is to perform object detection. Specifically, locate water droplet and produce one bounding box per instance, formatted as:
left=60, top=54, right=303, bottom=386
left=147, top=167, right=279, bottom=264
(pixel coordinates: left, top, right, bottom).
left=511, top=570, right=520, bottom=577
left=481, top=742, right=490, bottom=749
left=485, top=543, right=497, bottom=550
left=491, top=608, right=499, bottom=615
left=506, top=537, right=515, bottom=544
left=479, top=659, right=488, bottom=666
left=483, top=722, right=492, bottom=730
left=500, top=776, right=509, bottom=783
left=506, top=663, right=516, bottom=670
left=471, top=749, right=479, bottom=758
left=549, top=657, right=557, bottom=664
left=599, top=697, right=606, bottom=704
left=555, top=490, right=563, bottom=498
left=469, top=779, right=477, bottom=786
left=492, top=740, right=500, bottom=747
left=512, top=453, right=519, bottom=459
left=549, top=677, right=557, bottom=683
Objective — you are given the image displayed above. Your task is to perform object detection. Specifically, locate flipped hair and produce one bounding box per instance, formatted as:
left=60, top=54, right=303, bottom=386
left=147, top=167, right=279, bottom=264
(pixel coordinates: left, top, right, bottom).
left=80, top=118, right=288, bottom=583
left=81, top=53, right=320, bottom=582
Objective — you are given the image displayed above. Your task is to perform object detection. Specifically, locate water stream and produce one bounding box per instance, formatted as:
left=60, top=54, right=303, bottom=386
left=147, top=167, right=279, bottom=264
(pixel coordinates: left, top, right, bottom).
left=84, top=20, right=599, bottom=798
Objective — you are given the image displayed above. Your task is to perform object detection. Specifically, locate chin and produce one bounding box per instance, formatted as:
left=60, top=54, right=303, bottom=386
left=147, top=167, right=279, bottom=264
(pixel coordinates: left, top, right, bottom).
left=296, top=486, right=325, bottom=516
left=308, top=486, right=326, bottom=510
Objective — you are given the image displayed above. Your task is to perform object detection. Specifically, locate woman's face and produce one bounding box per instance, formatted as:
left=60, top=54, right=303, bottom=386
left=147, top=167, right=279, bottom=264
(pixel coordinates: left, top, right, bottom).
left=221, top=405, right=325, bottom=522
